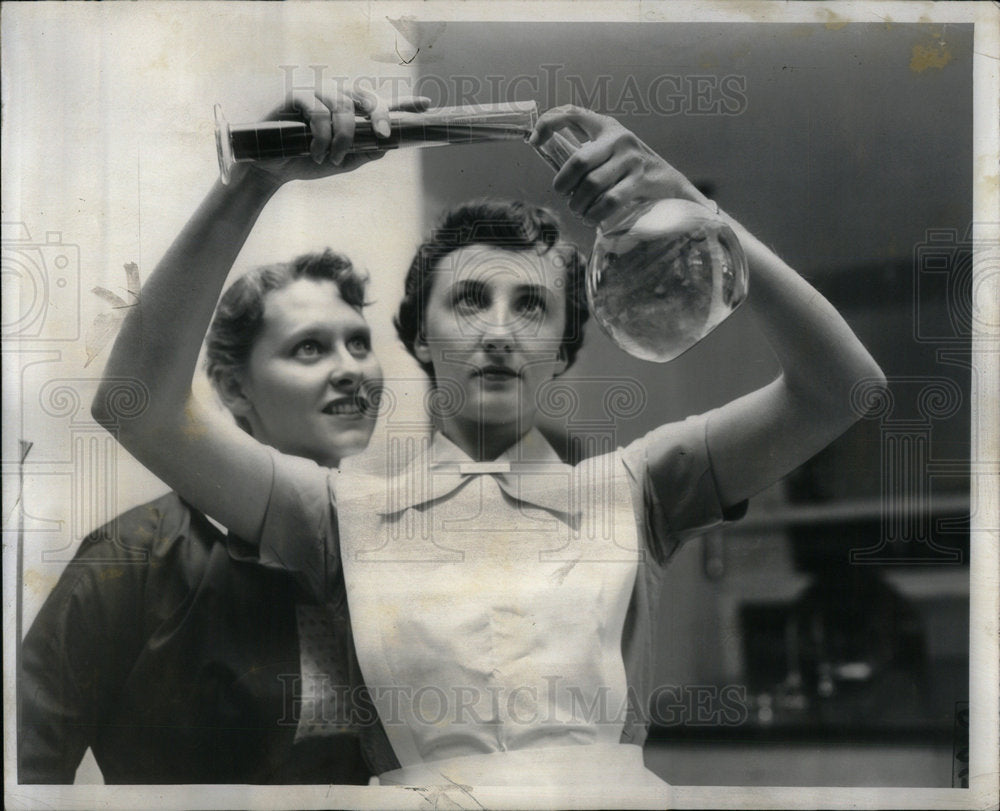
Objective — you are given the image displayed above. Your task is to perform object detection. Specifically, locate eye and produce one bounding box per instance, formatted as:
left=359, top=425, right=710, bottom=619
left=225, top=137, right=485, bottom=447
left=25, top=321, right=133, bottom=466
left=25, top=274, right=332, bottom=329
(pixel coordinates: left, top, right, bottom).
left=517, top=291, right=547, bottom=315
left=346, top=333, right=371, bottom=355
left=452, top=284, right=487, bottom=313
left=291, top=339, right=325, bottom=360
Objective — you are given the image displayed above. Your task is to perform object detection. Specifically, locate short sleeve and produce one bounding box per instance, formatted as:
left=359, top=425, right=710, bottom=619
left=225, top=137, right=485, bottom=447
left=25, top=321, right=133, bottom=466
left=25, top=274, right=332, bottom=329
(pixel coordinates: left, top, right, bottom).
left=229, top=447, right=338, bottom=604
left=621, top=412, right=748, bottom=564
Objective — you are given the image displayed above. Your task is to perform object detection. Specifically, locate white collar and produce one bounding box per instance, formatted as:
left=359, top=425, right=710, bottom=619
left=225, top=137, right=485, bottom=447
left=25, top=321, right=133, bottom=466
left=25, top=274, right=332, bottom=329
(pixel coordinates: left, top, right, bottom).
left=379, top=428, right=578, bottom=522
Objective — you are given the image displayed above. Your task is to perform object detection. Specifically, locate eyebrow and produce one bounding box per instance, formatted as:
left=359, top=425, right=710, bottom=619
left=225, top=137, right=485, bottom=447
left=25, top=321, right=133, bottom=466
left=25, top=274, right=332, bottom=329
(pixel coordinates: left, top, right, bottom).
left=279, top=320, right=370, bottom=343
left=448, top=279, right=486, bottom=299
left=449, top=280, right=551, bottom=297
left=517, top=283, right=551, bottom=300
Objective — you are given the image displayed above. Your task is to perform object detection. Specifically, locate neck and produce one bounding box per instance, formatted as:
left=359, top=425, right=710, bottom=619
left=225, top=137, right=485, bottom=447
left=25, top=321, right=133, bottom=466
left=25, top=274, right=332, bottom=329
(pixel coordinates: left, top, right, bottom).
left=438, top=415, right=528, bottom=461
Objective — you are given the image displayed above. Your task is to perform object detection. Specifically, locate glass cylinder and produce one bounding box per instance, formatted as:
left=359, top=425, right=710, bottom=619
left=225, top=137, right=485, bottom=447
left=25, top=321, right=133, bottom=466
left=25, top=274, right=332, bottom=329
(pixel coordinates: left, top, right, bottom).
left=534, top=129, right=749, bottom=363
left=215, top=101, right=539, bottom=184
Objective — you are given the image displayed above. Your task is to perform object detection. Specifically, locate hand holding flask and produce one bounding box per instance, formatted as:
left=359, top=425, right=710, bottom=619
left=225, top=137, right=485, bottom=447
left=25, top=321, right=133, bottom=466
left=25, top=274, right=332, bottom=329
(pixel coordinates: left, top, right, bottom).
left=533, top=117, right=749, bottom=363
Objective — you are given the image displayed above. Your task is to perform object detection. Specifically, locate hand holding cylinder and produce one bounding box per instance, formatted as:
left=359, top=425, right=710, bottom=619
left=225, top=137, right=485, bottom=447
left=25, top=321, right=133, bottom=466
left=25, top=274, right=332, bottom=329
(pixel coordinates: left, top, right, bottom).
left=216, top=89, right=434, bottom=185
left=217, top=96, right=539, bottom=184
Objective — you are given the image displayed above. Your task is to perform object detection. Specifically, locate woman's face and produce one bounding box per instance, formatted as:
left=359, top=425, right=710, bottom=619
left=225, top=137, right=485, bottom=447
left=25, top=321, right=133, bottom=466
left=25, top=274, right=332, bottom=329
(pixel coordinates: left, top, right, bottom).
left=414, top=244, right=568, bottom=431
left=233, top=277, right=382, bottom=467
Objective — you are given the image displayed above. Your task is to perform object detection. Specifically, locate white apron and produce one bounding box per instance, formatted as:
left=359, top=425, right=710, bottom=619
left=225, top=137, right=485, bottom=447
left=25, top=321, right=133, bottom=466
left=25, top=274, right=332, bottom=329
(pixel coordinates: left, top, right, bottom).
left=336, top=446, right=670, bottom=802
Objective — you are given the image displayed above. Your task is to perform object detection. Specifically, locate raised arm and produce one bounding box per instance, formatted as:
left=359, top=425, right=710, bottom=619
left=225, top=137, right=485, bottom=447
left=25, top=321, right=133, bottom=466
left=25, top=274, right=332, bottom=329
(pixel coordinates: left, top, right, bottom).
left=532, top=106, right=886, bottom=510
left=91, top=90, right=394, bottom=541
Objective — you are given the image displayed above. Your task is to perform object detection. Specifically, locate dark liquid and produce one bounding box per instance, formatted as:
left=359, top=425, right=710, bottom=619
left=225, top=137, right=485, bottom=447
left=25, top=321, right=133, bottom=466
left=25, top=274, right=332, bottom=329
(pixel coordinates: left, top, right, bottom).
left=227, top=119, right=530, bottom=162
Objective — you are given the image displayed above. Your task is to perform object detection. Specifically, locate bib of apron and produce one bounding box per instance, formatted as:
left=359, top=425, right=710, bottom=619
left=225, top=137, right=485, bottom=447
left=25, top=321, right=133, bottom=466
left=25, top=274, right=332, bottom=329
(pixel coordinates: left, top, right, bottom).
left=336, top=450, right=642, bottom=770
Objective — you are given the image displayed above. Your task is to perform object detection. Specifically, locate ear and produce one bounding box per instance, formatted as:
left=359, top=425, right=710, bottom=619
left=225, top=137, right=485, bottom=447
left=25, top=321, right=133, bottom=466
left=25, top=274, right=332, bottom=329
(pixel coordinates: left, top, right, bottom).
left=551, top=347, right=569, bottom=378
left=413, top=330, right=433, bottom=365
left=213, top=370, right=254, bottom=418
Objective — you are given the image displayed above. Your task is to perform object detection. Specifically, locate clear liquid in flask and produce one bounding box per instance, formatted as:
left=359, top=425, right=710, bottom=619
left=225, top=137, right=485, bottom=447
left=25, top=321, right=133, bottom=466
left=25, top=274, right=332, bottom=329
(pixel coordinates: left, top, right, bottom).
left=588, top=198, right=748, bottom=362
left=534, top=129, right=748, bottom=363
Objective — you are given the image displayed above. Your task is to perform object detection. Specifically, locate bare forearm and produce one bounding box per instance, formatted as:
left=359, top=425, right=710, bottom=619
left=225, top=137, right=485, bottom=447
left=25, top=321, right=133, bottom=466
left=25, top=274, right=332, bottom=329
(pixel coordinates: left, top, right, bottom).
left=705, top=210, right=887, bottom=506
left=88, top=88, right=403, bottom=541
left=726, top=214, right=886, bottom=414
left=93, top=169, right=281, bottom=427
left=664, top=173, right=885, bottom=416
left=533, top=106, right=887, bottom=507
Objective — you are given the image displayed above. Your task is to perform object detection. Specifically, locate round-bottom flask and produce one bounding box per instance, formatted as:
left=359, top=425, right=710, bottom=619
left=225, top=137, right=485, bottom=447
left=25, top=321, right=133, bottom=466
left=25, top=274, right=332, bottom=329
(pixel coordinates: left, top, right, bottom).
left=534, top=130, right=748, bottom=363
left=588, top=198, right=748, bottom=362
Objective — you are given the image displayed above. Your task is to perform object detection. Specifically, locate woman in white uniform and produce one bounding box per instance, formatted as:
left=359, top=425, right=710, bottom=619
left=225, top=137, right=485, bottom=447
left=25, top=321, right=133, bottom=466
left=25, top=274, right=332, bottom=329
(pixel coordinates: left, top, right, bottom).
left=94, top=91, right=885, bottom=801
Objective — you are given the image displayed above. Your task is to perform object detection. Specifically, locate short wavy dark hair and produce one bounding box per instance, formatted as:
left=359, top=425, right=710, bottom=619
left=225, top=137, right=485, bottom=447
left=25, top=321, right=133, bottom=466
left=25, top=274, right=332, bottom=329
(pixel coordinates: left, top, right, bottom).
left=205, top=250, right=368, bottom=415
left=394, top=199, right=588, bottom=379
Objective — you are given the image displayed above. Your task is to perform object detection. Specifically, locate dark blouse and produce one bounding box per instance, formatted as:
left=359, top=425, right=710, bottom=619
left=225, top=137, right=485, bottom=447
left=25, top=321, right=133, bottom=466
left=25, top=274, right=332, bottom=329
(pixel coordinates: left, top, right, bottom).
left=18, top=492, right=371, bottom=785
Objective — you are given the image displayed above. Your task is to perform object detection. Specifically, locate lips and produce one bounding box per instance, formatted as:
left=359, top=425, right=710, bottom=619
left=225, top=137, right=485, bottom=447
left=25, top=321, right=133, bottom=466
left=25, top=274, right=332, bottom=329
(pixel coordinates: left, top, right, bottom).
left=322, top=394, right=375, bottom=417
left=475, top=364, right=519, bottom=381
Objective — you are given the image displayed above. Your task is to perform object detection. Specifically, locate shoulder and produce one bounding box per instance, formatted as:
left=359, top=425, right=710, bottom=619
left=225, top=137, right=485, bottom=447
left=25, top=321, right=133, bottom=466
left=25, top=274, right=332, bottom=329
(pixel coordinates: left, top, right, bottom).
left=624, top=413, right=747, bottom=523
left=611, top=414, right=711, bottom=489
left=118, top=491, right=192, bottom=535
left=73, top=492, right=224, bottom=564
left=570, top=416, right=708, bottom=481
left=265, top=446, right=337, bottom=514
left=26, top=494, right=212, bottom=637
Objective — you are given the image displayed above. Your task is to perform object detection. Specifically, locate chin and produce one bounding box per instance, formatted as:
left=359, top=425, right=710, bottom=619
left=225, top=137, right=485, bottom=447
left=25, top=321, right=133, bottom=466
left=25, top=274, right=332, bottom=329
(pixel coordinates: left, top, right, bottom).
left=469, top=400, right=530, bottom=429
left=331, top=430, right=376, bottom=462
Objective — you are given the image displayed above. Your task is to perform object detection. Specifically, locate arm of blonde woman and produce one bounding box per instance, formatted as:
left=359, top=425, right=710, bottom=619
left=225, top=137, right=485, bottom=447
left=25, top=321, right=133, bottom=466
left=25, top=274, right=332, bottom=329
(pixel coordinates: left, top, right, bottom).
left=92, top=89, right=402, bottom=542
left=532, top=106, right=887, bottom=511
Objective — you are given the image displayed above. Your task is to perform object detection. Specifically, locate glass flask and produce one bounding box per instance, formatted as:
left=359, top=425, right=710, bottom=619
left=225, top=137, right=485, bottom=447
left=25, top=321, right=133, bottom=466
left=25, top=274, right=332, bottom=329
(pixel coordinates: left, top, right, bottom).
left=534, top=129, right=749, bottom=363
left=215, top=100, right=539, bottom=184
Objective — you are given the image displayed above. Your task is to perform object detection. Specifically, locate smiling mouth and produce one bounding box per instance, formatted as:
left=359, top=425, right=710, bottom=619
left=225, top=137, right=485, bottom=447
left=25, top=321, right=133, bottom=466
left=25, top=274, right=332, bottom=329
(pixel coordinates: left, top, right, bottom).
left=322, top=396, right=374, bottom=417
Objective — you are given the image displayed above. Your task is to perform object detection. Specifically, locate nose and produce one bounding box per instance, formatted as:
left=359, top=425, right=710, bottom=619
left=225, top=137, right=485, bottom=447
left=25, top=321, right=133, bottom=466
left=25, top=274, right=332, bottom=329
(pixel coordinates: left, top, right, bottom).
left=482, top=331, right=515, bottom=353
left=479, top=301, right=519, bottom=353
left=328, top=347, right=364, bottom=389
